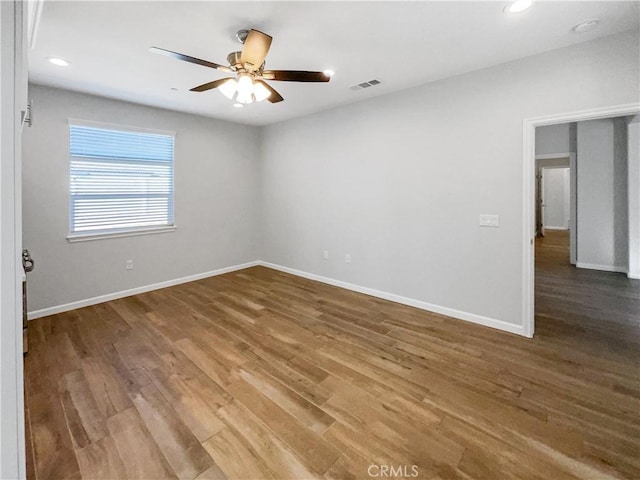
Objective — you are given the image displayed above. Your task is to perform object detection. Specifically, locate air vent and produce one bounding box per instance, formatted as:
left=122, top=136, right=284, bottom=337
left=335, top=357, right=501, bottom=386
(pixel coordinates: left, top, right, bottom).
left=350, top=79, right=382, bottom=91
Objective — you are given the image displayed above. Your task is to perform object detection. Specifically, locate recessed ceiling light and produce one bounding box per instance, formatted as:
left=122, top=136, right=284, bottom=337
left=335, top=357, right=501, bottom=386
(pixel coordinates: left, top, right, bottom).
left=504, top=0, right=533, bottom=14
left=573, top=18, right=600, bottom=33
left=323, top=69, right=335, bottom=78
left=47, top=57, right=70, bottom=67
left=232, top=103, right=243, bottom=108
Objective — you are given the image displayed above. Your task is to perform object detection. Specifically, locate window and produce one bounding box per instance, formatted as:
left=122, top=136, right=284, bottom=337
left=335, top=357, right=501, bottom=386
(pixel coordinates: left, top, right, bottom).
left=68, top=121, right=175, bottom=240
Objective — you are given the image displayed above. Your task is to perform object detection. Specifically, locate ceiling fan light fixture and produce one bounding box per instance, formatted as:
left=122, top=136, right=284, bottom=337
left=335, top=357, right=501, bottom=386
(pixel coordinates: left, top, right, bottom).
left=152, top=28, right=329, bottom=107
left=253, top=82, right=271, bottom=102
left=218, top=78, right=237, bottom=99
left=236, top=90, right=254, bottom=105
left=236, top=74, right=254, bottom=97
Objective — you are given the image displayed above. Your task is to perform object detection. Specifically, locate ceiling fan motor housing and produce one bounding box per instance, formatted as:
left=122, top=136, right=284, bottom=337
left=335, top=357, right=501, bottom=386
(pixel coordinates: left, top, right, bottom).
left=227, top=51, right=265, bottom=73
left=227, top=51, right=242, bottom=68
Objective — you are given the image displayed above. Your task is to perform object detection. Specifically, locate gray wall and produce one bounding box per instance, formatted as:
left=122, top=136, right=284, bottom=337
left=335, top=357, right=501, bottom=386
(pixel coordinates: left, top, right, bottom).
left=260, top=31, right=639, bottom=329
left=23, top=85, right=261, bottom=312
left=627, top=115, right=640, bottom=279
left=536, top=123, right=573, bottom=156
left=576, top=117, right=629, bottom=271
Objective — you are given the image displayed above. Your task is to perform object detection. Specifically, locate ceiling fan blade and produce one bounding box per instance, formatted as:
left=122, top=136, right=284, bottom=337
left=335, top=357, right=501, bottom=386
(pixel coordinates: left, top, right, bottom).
left=240, top=29, right=272, bottom=71
left=257, top=80, right=284, bottom=103
left=261, top=70, right=330, bottom=82
left=150, top=47, right=232, bottom=73
left=190, top=77, right=234, bottom=92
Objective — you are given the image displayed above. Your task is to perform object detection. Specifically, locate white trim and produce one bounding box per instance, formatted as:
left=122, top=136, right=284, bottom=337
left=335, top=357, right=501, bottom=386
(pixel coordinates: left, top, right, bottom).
left=539, top=165, right=569, bottom=170
left=67, top=225, right=176, bottom=243
left=1, top=2, right=26, bottom=477
left=628, top=273, right=640, bottom=280
left=29, top=259, right=527, bottom=337
left=259, top=261, right=526, bottom=337
left=543, top=226, right=568, bottom=231
left=67, top=117, right=176, bottom=137
left=576, top=263, right=627, bottom=274
left=535, top=153, right=571, bottom=160
left=522, top=103, right=640, bottom=338
left=27, top=261, right=260, bottom=320
left=27, top=0, right=43, bottom=49
left=522, top=118, right=536, bottom=338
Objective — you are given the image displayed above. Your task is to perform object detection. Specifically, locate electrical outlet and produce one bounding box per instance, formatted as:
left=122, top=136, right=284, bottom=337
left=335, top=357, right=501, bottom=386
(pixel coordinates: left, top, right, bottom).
left=323, top=250, right=329, bottom=260
left=345, top=254, right=351, bottom=264
left=125, top=260, right=133, bottom=270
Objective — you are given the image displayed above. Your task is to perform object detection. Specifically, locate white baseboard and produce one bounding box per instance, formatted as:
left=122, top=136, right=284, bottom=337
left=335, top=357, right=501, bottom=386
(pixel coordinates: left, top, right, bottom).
left=28, top=259, right=527, bottom=338
left=258, top=261, right=527, bottom=337
left=576, top=262, right=627, bottom=274
left=627, top=272, right=640, bottom=280
left=543, top=226, right=568, bottom=231
left=536, top=153, right=571, bottom=160
left=27, top=261, right=260, bottom=320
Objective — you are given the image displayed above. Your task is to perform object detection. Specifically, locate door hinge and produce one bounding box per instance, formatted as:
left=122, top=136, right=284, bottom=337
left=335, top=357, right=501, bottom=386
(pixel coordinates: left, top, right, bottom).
left=21, top=101, right=32, bottom=128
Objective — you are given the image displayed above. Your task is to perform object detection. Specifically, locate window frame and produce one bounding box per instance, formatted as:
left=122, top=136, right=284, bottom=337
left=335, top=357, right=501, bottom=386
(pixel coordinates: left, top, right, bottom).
left=66, top=118, right=176, bottom=242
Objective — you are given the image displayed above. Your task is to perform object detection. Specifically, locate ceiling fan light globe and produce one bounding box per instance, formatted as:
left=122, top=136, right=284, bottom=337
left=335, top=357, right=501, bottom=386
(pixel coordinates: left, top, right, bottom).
left=236, top=74, right=254, bottom=97
left=236, top=91, right=253, bottom=104
left=253, top=82, right=271, bottom=102
left=218, top=79, right=237, bottom=99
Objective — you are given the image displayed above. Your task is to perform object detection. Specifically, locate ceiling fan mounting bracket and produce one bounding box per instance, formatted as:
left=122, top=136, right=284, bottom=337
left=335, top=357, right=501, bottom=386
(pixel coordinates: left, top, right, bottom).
left=235, top=29, right=249, bottom=44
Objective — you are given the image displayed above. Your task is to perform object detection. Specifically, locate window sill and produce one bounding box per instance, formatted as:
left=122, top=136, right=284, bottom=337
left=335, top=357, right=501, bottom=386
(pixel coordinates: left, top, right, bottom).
left=67, top=225, right=176, bottom=243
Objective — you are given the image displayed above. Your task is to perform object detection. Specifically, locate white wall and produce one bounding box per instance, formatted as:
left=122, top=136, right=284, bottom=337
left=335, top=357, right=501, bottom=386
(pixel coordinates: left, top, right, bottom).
left=576, top=117, right=629, bottom=272
left=627, top=115, right=640, bottom=279
left=23, top=85, right=261, bottom=314
left=542, top=167, right=569, bottom=229
left=260, top=31, right=639, bottom=332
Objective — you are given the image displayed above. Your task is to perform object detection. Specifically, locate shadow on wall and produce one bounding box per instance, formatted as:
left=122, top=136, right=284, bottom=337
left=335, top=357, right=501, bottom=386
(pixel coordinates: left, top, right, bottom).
left=613, top=117, right=629, bottom=270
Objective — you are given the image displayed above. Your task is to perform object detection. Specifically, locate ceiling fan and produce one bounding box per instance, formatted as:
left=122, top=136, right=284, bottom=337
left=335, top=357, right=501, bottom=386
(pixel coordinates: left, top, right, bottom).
left=150, top=29, right=331, bottom=105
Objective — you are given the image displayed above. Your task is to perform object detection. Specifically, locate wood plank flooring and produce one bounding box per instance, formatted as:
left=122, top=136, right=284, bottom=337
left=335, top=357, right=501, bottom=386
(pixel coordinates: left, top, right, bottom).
left=25, top=234, right=640, bottom=479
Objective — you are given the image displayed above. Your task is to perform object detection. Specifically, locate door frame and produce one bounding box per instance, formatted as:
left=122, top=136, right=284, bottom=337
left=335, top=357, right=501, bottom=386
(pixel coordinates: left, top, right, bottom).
left=1, top=1, right=26, bottom=478
left=521, top=102, right=640, bottom=338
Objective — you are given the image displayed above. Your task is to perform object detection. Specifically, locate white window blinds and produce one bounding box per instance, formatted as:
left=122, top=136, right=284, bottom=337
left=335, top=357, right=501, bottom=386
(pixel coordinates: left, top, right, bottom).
left=69, top=123, right=175, bottom=235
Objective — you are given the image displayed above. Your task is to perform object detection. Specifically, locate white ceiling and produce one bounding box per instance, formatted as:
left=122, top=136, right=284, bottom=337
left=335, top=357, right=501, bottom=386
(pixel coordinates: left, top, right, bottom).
left=30, top=1, right=639, bottom=126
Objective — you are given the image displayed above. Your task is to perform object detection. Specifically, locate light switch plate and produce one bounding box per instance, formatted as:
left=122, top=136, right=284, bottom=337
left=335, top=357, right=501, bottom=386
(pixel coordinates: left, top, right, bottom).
left=479, top=214, right=500, bottom=227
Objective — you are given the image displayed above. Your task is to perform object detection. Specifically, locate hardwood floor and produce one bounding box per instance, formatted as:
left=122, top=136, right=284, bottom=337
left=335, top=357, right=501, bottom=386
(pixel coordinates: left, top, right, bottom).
left=25, top=236, right=639, bottom=479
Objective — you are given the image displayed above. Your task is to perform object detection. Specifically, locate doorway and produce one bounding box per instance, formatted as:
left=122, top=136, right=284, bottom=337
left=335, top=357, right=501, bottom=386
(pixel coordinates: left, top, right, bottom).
left=536, top=162, right=571, bottom=236
left=521, top=103, right=640, bottom=337
left=541, top=167, right=570, bottom=233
